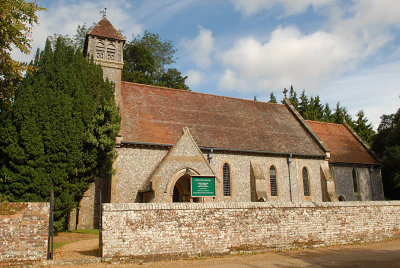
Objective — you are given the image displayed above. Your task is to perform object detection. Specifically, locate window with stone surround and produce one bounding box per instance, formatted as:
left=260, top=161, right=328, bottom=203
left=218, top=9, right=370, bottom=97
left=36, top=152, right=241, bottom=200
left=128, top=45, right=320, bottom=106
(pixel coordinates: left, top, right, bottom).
left=223, top=163, right=231, bottom=196
left=302, top=167, right=310, bottom=196
left=352, top=168, right=359, bottom=193
left=270, top=166, right=277, bottom=196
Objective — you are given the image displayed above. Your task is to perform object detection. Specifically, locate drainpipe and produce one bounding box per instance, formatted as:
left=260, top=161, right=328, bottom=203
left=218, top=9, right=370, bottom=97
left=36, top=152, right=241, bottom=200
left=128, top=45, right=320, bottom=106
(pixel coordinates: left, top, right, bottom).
left=208, top=149, right=213, bottom=164
left=287, top=154, right=293, bottom=202
left=369, top=166, right=375, bottom=200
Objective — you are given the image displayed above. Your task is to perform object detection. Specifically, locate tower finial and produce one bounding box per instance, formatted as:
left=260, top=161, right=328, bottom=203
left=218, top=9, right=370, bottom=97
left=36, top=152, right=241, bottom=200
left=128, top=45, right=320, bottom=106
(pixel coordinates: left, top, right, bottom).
left=100, top=8, right=107, bottom=19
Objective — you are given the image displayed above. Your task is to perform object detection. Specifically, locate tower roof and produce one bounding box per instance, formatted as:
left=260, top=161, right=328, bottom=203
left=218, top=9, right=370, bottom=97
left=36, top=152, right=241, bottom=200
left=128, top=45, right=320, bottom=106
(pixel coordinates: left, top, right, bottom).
left=87, top=18, right=125, bottom=41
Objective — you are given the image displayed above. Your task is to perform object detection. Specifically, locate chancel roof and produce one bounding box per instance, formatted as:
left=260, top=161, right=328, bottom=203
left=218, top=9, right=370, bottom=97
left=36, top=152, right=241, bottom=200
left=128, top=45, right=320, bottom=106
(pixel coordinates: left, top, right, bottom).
left=87, top=18, right=125, bottom=40
left=306, top=120, right=377, bottom=165
left=119, top=82, right=325, bottom=157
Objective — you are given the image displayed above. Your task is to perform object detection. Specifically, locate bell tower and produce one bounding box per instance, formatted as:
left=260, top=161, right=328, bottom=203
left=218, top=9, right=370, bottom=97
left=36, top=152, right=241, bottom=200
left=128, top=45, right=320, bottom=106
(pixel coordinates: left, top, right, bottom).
left=84, top=16, right=125, bottom=107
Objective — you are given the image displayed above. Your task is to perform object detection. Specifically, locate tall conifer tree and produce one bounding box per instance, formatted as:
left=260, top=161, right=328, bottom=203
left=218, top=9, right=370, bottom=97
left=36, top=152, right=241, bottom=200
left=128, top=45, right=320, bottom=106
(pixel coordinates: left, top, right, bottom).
left=269, top=92, right=277, bottom=103
left=0, top=38, right=120, bottom=229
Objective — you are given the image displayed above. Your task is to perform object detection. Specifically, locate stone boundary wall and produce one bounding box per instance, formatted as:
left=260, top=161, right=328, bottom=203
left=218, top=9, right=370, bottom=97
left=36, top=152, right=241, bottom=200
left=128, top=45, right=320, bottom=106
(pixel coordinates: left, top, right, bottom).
left=0, top=202, right=49, bottom=263
left=102, top=202, right=400, bottom=259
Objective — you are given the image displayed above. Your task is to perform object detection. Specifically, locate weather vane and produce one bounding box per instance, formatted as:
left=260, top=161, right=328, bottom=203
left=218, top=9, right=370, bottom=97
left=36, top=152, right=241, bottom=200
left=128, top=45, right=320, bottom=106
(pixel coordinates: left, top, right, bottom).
left=100, top=8, right=107, bottom=19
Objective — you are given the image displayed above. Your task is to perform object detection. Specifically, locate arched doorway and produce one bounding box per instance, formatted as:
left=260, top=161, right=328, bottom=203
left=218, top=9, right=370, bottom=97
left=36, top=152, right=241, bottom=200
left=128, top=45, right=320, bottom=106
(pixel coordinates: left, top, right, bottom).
left=173, top=187, right=180, bottom=202
left=173, top=174, right=190, bottom=202
left=172, top=173, right=201, bottom=203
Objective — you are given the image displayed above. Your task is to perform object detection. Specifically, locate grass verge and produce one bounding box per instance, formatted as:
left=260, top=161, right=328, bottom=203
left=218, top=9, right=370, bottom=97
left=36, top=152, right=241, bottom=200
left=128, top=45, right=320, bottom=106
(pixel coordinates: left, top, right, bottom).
left=67, top=229, right=99, bottom=235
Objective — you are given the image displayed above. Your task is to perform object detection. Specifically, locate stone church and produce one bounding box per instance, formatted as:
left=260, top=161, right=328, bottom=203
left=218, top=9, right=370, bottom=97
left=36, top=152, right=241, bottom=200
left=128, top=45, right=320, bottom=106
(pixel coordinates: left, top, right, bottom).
left=69, top=18, right=384, bottom=229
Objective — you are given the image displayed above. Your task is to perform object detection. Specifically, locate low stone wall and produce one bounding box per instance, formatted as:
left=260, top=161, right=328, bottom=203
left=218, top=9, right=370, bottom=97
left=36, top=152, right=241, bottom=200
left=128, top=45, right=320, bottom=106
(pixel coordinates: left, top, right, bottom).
left=102, top=202, right=400, bottom=259
left=0, top=202, right=49, bottom=263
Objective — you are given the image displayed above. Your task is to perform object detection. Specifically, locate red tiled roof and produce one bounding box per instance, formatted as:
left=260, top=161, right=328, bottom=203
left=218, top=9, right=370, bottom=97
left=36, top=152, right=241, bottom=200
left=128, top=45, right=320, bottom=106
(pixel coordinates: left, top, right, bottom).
left=87, top=18, right=125, bottom=40
left=306, top=120, right=377, bottom=165
left=119, top=82, right=325, bottom=156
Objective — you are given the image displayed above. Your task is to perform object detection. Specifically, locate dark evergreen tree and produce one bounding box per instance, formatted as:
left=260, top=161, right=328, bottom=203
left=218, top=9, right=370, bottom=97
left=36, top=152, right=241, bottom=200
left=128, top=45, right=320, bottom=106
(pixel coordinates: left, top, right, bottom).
left=322, top=103, right=332, bottom=122
left=0, top=38, right=120, bottom=230
left=282, top=88, right=374, bottom=143
left=305, top=96, right=324, bottom=121
left=288, top=85, right=299, bottom=109
left=269, top=92, right=277, bottom=103
left=122, top=31, right=189, bottom=90
left=298, top=90, right=309, bottom=115
left=372, top=108, right=400, bottom=199
left=332, top=102, right=345, bottom=123
left=48, top=24, right=90, bottom=52
left=353, top=110, right=375, bottom=145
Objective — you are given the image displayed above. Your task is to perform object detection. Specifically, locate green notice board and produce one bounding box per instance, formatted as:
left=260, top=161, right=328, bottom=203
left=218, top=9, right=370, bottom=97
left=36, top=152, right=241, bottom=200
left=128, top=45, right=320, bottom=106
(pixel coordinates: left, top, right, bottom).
left=191, top=176, right=215, bottom=197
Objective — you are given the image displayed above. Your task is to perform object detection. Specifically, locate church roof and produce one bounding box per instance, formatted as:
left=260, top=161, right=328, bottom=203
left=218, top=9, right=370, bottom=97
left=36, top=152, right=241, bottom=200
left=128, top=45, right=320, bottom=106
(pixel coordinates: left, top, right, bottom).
left=119, top=82, right=326, bottom=157
left=306, top=120, right=377, bottom=165
left=87, top=18, right=125, bottom=40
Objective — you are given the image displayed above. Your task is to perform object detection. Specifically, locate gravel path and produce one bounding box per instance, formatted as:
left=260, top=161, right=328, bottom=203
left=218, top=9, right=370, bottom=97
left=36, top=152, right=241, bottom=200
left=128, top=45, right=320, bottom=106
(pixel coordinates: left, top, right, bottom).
left=46, top=236, right=400, bottom=267
left=53, top=232, right=99, bottom=260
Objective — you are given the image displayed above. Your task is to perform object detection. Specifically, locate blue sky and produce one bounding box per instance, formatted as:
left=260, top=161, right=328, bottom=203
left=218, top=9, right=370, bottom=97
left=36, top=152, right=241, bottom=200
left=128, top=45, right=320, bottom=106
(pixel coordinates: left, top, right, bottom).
left=12, top=0, right=400, bottom=129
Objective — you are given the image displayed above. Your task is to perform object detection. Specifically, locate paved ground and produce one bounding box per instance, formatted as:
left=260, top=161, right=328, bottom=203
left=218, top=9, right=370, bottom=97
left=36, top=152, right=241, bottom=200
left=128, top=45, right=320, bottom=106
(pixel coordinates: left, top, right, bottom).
left=44, top=234, right=400, bottom=268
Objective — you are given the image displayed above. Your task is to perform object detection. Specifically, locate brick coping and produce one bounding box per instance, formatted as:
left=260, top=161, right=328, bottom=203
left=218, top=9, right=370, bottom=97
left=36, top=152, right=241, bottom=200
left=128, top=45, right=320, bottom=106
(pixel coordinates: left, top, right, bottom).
left=103, top=201, right=400, bottom=211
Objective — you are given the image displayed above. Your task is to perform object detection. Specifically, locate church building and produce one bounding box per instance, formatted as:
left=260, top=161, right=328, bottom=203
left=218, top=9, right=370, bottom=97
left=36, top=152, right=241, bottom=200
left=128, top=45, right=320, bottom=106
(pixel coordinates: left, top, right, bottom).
left=69, top=18, right=384, bottom=229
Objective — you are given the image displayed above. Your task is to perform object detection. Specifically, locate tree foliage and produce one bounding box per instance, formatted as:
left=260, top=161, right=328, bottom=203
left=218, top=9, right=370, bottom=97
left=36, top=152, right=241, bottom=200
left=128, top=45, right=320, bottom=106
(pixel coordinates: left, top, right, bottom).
left=270, top=85, right=375, bottom=145
left=122, top=31, right=189, bottom=90
left=0, top=0, right=45, bottom=112
left=0, top=38, right=120, bottom=230
left=47, top=24, right=90, bottom=52
left=372, top=108, right=400, bottom=199
left=269, top=92, right=277, bottom=103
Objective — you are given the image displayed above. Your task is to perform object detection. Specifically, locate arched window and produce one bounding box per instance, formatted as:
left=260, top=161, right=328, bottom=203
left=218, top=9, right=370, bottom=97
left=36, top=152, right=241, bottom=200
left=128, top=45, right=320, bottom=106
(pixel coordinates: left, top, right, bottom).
left=223, top=163, right=231, bottom=196
left=302, top=167, right=310, bottom=196
left=270, top=166, right=277, bottom=196
left=352, top=168, right=358, bottom=193
left=106, top=43, right=116, bottom=61
left=96, top=40, right=105, bottom=59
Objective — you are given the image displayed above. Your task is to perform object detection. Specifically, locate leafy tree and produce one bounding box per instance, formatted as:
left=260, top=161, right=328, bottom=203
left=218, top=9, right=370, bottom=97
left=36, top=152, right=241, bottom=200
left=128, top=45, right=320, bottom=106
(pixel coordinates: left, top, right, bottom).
left=122, top=31, right=189, bottom=90
left=156, top=68, right=189, bottom=90
left=269, top=92, right=277, bottom=103
left=0, top=0, right=45, bottom=112
left=0, top=38, right=120, bottom=229
left=121, top=42, right=155, bottom=84
left=372, top=108, right=400, bottom=199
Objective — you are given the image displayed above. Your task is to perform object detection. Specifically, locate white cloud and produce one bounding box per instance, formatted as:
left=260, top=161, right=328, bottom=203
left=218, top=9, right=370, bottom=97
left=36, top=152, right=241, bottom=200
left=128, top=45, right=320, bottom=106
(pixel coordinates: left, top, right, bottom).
left=220, top=0, right=400, bottom=94
left=219, top=26, right=358, bottom=91
left=231, top=0, right=335, bottom=16
left=218, top=69, right=270, bottom=92
left=181, top=26, right=214, bottom=69
left=185, top=70, right=203, bottom=86
left=218, top=69, right=247, bottom=91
